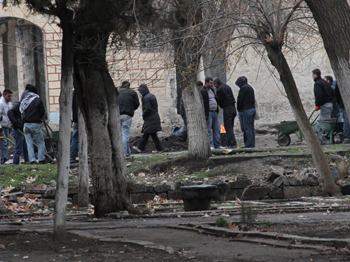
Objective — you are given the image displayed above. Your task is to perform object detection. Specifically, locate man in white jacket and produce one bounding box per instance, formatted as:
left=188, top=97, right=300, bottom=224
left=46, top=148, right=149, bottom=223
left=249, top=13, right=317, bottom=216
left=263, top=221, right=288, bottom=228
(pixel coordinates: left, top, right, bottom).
left=0, top=89, right=13, bottom=164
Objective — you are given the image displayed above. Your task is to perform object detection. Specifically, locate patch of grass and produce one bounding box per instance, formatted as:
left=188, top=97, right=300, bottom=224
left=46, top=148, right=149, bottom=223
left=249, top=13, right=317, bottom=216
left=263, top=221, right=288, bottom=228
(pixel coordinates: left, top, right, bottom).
left=216, top=216, right=228, bottom=228
left=127, top=153, right=187, bottom=175
left=265, top=220, right=271, bottom=229
left=0, top=164, right=57, bottom=188
left=192, top=171, right=210, bottom=180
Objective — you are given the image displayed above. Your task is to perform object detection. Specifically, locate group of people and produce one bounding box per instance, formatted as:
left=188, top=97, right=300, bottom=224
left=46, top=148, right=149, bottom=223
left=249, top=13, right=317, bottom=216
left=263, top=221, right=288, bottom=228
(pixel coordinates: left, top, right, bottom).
left=116, top=68, right=350, bottom=158
left=118, top=75, right=257, bottom=159
left=312, top=68, right=350, bottom=144
left=0, top=84, right=47, bottom=165
left=198, top=76, right=257, bottom=149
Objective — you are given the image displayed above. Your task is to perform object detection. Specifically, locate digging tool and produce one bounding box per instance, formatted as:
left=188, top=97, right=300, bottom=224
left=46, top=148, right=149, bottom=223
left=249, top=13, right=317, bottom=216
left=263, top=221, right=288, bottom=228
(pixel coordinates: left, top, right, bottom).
left=16, top=129, right=56, bottom=163
left=42, top=120, right=58, bottom=161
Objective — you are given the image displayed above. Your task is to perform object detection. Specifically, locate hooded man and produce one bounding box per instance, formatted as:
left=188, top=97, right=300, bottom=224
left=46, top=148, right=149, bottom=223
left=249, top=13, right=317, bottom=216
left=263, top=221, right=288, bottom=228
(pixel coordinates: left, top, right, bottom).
left=214, top=77, right=237, bottom=149
left=118, top=81, right=140, bottom=158
left=236, top=76, right=256, bottom=148
left=312, top=69, right=334, bottom=144
left=133, top=84, right=162, bottom=153
left=20, top=85, right=46, bottom=164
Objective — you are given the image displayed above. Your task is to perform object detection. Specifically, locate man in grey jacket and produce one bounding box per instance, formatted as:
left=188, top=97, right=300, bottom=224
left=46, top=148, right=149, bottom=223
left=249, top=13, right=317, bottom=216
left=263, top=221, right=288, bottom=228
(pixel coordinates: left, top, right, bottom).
left=0, top=89, right=13, bottom=164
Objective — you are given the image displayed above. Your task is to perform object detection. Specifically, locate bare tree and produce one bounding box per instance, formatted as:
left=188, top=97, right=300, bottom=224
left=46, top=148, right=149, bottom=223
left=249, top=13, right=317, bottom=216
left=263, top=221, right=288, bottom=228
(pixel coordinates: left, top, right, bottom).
left=231, top=0, right=338, bottom=196
left=0, top=195, right=7, bottom=215
left=304, top=0, right=350, bottom=121
left=165, top=0, right=212, bottom=160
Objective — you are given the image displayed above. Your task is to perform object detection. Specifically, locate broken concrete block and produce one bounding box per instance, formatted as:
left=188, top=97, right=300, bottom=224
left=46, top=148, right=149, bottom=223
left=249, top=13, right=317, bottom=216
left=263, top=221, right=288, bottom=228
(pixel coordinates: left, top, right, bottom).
left=287, top=174, right=303, bottom=186
left=242, top=186, right=270, bottom=200
left=283, top=186, right=310, bottom=199
left=226, top=189, right=243, bottom=200
left=309, top=186, right=322, bottom=197
left=168, top=190, right=182, bottom=200
left=43, top=189, right=56, bottom=199
left=271, top=166, right=285, bottom=176
left=229, top=179, right=252, bottom=189
left=131, top=193, right=155, bottom=204
left=269, top=187, right=284, bottom=199
left=273, top=175, right=287, bottom=187
left=302, top=173, right=319, bottom=186
left=336, top=161, right=349, bottom=178
left=154, top=185, right=171, bottom=193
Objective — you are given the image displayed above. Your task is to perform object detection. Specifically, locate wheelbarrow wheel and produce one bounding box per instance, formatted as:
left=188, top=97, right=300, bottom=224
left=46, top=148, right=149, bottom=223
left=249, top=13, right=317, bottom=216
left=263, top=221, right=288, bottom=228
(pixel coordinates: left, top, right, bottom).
left=277, top=133, right=291, bottom=147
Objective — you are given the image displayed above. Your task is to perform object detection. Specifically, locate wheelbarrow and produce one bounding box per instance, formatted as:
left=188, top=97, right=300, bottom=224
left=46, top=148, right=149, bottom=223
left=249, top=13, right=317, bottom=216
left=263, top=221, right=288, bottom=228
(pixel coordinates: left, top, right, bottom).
left=274, top=110, right=319, bottom=147
left=317, top=114, right=343, bottom=145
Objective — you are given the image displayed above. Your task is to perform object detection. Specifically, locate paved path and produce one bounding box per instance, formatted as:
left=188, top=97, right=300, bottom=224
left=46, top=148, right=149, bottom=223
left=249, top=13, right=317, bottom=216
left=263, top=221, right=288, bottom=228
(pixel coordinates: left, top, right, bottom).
left=1, top=209, right=349, bottom=261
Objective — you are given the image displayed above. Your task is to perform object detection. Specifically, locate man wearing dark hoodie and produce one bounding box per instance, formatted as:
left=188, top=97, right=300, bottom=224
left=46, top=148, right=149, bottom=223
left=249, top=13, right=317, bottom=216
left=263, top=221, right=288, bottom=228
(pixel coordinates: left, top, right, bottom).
left=20, top=85, right=46, bottom=164
left=236, top=76, right=256, bottom=148
left=214, top=77, right=237, bottom=149
left=312, top=69, right=334, bottom=144
left=133, top=84, right=162, bottom=153
left=118, top=81, right=140, bottom=157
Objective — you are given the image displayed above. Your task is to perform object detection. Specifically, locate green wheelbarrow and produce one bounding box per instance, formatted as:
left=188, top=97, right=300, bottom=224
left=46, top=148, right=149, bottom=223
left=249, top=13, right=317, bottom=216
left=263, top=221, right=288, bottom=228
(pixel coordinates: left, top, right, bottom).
left=317, top=114, right=343, bottom=144
left=274, top=110, right=319, bottom=147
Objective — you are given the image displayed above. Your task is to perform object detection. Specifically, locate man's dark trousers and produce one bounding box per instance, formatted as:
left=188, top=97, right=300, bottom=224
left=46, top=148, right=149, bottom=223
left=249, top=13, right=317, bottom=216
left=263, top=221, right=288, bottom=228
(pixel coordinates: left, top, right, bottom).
left=223, top=105, right=237, bottom=148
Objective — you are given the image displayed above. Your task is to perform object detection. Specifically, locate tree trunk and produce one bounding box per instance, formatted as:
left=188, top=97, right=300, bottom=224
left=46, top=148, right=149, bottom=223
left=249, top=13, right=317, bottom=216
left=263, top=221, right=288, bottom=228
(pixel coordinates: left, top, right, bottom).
left=304, top=0, right=350, bottom=120
left=0, top=186, right=7, bottom=214
left=74, top=30, right=133, bottom=217
left=265, top=44, right=338, bottom=196
left=174, top=46, right=211, bottom=161
left=78, top=107, right=89, bottom=207
left=172, top=1, right=211, bottom=160
left=53, top=17, right=74, bottom=240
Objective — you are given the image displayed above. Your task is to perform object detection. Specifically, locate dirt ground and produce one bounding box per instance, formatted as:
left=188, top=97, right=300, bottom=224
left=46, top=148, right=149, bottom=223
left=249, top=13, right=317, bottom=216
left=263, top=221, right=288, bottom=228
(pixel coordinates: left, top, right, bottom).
left=0, top=231, right=187, bottom=262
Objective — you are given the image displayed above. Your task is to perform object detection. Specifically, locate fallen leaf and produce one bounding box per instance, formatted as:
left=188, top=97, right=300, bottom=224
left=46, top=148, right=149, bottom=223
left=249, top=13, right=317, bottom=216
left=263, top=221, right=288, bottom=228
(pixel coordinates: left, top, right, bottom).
left=287, top=245, right=294, bottom=250
left=23, top=256, right=29, bottom=259
left=0, top=244, right=5, bottom=249
left=261, top=229, right=267, bottom=232
left=236, top=233, right=243, bottom=239
left=275, top=233, right=283, bottom=239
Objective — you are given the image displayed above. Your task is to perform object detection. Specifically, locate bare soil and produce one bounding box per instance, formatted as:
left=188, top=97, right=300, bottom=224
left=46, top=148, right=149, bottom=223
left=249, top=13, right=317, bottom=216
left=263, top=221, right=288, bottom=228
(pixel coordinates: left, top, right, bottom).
left=0, top=231, right=187, bottom=262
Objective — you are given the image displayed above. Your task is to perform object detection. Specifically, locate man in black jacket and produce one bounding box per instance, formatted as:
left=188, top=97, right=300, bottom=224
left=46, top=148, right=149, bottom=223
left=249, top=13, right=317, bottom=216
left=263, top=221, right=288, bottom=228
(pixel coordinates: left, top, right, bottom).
left=214, top=77, right=237, bottom=149
left=312, top=69, right=334, bottom=143
left=8, top=101, right=29, bottom=164
left=236, top=76, right=256, bottom=148
left=200, top=77, right=222, bottom=149
left=20, top=85, right=46, bottom=164
left=118, top=81, right=140, bottom=157
left=133, top=84, right=162, bottom=153
left=70, top=91, right=79, bottom=161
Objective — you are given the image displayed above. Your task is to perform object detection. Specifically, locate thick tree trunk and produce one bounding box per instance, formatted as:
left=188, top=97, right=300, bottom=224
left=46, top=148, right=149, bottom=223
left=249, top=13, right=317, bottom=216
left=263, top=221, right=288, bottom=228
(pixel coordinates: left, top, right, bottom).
left=304, top=0, right=350, bottom=120
left=74, top=31, right=133, bottom=217
left=174, top=47, right=211, bottom=160
left=182, top=83, right=211, bottom=160
left=172, top=1, right=211, bottom=160
left=265, top=44, right=338, bottom=196
left=78, top=108, right=89, bottom=207
left=53, top=17, right=74, bottom=240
